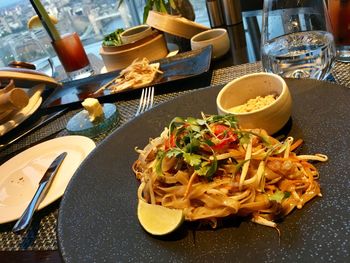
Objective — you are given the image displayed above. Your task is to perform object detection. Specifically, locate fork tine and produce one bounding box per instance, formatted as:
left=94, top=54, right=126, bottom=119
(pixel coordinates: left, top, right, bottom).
left=141, top=88, right=150, bottom=113
left=145, top=87, right=154, bottom=111
left=135, top=87, right=155, bottom=116
left=135, top=88, right=145, bottom=116
left=149, top=87, right=154, bottom=109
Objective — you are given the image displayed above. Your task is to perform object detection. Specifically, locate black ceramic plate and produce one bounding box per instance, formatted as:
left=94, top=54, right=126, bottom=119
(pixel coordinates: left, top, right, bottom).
left=58, top=79, right=350, bottom=262
left=42, top=46, right=212, bottom=108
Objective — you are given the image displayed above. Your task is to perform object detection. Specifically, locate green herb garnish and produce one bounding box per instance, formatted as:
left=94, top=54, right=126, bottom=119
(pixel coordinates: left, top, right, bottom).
left=157, top=113, right=239, bottom=179
left=102, top=28, right=124, bottom=46
left=269, top=190, right=291, bottom=203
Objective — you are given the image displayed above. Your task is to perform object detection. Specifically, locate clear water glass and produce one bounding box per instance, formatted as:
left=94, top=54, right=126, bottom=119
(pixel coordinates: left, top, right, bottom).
left=9, top=32, right=55, bottom=77
left=261, top=0, right=336, bottom=80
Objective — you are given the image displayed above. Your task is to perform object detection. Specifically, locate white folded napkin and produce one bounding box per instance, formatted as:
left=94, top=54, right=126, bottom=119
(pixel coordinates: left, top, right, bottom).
left=0, top=84, right=44, bottom=136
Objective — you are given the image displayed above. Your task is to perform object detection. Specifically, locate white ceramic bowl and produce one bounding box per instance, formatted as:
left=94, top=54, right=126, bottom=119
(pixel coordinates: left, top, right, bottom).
left=120, top=25, right=153, bottom=44
left=190, top=28, right=230, bottom=59
left=216, top=73, right=292, bottom=134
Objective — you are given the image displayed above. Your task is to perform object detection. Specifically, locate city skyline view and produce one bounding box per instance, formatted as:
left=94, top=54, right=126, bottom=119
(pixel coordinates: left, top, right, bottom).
left=0, top=0, right=128, bottom=69
left=0, top=0, right=209, bottom=71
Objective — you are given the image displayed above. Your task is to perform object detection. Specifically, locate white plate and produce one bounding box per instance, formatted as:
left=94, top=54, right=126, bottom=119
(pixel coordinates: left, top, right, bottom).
left=0, top=135, right=96, bottom=224
left=0, top=86, right=43, bottom=136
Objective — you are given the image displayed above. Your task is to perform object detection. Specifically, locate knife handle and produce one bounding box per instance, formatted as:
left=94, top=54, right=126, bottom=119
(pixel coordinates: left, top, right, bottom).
left=12, top=181, right=48, bottom=233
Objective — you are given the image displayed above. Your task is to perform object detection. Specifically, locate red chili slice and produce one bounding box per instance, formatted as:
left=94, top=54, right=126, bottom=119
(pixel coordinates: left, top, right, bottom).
left=211, top=124, right=238, bottom=151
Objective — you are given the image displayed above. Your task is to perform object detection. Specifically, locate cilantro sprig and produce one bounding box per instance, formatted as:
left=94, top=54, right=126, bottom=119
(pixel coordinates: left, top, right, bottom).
left=102, top=28, right=124, bottom=46
left=269, top=190, right=291, bottom=203
left=156, top=113, right=240, bottom=178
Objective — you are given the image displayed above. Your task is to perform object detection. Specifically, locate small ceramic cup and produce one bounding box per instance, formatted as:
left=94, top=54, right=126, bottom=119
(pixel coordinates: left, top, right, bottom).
left=216, top=73, right=292, bottom=134
left=190, top=28, right=230, bottom=59
left=120, top=25, right=153, bottom=44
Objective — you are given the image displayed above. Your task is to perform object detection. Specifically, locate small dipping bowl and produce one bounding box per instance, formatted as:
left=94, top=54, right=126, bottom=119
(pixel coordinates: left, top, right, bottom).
left=216, top=73, right=292, bottom=134
left=190, top=28, right=230, bottom=59
left=120, top=25, right=153, bottom=44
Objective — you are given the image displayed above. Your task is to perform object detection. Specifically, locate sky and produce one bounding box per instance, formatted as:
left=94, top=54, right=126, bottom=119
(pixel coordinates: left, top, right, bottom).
left=0, top=0, right=23, bottom=9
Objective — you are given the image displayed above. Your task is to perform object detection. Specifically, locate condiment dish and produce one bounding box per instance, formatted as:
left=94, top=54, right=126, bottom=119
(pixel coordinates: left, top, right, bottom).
left=216, top=72, right=292, bottom=134
left=190, top=28, right=230, bottom=59
left=100, top=33, right=168, bottom=72
left=120, top=24, right=153, bottom=44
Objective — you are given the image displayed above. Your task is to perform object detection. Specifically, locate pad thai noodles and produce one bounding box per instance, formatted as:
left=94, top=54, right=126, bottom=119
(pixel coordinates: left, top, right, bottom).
left=132, top=113, right=328, bottom=229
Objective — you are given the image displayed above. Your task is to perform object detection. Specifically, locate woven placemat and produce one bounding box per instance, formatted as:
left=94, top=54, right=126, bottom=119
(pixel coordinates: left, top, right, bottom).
left=211, top=61, right=350, bottom=88
left=0, top=86, right=201, bottom=251
left=1, top=60, right=349, bottom=251
left=211, top=62, right=263, bottom=86
left=332, top=61, right=350, bottom=87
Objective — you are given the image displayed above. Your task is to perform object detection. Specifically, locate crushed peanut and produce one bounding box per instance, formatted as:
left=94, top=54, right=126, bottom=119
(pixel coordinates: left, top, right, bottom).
left=228, top=94, right=277, bottom=113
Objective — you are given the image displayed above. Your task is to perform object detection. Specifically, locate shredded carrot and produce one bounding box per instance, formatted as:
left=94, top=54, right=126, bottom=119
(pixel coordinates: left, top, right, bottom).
left=301, top=161, right=317, bottom=170
left=290, top=138, right=303, bottom=151
left=303, top=165, right=316, bottom=183
left=264, top=185, right=277, bottom=191
left=184, top=172, right=198, bottom=198
left=267, top=156, right=299, bottom=162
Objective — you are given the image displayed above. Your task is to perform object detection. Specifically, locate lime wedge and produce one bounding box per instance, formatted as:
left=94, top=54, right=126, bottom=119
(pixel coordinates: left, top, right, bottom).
left=137, top=199, right=184, bottom=236
left=27, top=15, right=58, bottom=29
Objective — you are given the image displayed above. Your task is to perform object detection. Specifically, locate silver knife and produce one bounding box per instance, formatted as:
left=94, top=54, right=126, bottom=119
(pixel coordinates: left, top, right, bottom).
left=12, top=152, right=67, bottom=233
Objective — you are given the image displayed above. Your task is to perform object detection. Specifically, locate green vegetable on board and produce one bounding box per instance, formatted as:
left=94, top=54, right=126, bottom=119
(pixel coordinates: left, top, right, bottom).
left=102, top=28, right=124, bottom=46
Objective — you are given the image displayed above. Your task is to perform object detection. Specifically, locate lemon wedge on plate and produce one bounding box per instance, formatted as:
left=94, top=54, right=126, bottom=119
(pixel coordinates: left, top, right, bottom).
left=137, top=199, right=184, bottom=236
left=27, top=15, right=58, bottom=29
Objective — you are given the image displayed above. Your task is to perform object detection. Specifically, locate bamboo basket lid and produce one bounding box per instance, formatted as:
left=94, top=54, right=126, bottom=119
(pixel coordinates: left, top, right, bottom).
left=0, top=67, right=60, bottom=89
left=100, top=33, right=168, bottom=72
left=146, top=11, right=209, bottom=39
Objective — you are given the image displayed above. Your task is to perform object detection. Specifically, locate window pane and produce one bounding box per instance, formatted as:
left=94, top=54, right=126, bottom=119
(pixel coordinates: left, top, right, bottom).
left=0, top=0, right=210, bottom=71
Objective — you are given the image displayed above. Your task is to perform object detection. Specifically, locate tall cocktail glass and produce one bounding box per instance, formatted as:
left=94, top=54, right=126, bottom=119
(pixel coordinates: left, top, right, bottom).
left=52, top=32, right=94, bottom=80
left=327, top=0, right=350, bottom=62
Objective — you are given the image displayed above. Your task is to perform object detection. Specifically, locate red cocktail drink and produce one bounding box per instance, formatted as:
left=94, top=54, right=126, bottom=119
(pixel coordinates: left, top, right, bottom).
left=52, top=32, right=94, bottom=80
left=327, top=0, right=350, bottom=61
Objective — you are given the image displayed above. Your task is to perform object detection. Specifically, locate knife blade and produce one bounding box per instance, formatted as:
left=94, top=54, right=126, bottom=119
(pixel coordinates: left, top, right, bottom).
left=12, top=152, right=67, bottom=233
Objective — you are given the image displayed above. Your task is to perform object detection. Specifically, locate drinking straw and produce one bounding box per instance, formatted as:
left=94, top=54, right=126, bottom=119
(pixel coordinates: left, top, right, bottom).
left=29, top=0, right=61, bottom=41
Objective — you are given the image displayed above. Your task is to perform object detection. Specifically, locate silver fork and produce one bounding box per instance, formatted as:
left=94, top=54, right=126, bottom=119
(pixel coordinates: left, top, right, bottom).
left=135, top=87, right=154, bottom=116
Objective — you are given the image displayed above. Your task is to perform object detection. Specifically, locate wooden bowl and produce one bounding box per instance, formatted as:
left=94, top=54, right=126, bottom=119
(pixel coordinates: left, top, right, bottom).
left=100, top=33, right=168, bottom=72
left=101, top=31, right=159, bottom=53
left=120, top=25, right=153, bottom=44
left=146, top=11, right=209, bottom=39
left=216, top=73, right=292, bottom=134
left=0, top=67, right=60, bottom=88
left=191, top=28, right=230, bottom=60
